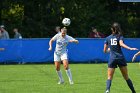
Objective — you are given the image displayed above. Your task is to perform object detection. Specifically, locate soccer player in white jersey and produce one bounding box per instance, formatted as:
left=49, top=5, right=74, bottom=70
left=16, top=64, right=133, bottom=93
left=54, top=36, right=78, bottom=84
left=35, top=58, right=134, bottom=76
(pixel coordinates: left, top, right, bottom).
left=48, top=27, right=79, bottom=84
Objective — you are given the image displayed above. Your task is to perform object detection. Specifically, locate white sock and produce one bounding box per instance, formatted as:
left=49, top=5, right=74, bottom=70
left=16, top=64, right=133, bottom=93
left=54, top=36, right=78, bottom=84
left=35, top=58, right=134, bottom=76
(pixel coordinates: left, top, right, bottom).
left=56, top=70, right=64, bottom=82
left=66, top=69, right=73, bottom=82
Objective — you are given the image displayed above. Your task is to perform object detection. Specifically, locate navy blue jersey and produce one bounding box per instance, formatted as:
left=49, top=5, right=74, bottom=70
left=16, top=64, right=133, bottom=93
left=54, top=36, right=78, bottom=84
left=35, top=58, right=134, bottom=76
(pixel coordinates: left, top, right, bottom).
left=104, top=34, right=125, bottom=59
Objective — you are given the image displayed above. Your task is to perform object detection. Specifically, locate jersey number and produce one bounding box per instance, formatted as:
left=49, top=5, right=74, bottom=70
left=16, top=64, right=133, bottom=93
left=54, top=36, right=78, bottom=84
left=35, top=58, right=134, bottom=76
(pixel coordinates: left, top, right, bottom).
left=111, top=38, right=117, bottom=45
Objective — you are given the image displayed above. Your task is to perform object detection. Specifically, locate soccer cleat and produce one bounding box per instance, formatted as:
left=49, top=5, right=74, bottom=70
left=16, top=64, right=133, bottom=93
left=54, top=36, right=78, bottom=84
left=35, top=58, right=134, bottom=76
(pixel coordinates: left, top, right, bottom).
left=57, top=80, right=64, bottom=84
left=69, top=80, right=74, bottom=85
left=105, top=90, right=110, bottom=93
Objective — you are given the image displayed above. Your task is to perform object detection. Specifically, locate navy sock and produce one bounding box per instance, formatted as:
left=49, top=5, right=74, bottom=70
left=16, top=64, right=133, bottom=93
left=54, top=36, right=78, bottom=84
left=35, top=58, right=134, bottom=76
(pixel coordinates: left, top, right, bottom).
left=106, top=79, right=112, bottom=91
left=126, top=79, right=136, bottom=93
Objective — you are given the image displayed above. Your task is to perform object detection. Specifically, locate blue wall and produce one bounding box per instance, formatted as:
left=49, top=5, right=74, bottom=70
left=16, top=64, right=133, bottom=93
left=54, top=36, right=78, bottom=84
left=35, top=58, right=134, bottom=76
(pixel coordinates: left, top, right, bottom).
left=0, top=38, right=140, bottom=63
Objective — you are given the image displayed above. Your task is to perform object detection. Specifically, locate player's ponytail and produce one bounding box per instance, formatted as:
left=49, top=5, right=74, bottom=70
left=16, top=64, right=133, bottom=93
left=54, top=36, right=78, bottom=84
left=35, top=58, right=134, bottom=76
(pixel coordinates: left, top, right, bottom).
left=111, top=22, right=123, bottom=36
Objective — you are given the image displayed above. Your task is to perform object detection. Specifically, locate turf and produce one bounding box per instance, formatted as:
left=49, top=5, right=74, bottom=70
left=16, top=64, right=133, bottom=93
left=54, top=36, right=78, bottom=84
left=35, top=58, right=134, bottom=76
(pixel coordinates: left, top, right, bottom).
left=0, top=63, right=140, bottom=93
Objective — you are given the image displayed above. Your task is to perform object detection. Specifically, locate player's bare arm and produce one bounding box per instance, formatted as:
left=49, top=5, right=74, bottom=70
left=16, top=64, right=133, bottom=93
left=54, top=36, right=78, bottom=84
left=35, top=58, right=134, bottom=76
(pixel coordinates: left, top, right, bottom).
left=48, top=38, right=54, bottom=51
left=103, top=44, right=108, bottom=53
left=119, top=40, right=138, bottom=50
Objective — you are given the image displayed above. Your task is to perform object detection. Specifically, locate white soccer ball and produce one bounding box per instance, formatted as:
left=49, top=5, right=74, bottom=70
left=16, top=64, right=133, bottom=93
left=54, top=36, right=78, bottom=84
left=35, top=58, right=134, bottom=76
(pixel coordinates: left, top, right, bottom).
left=62, top=18, right=71, bottom=26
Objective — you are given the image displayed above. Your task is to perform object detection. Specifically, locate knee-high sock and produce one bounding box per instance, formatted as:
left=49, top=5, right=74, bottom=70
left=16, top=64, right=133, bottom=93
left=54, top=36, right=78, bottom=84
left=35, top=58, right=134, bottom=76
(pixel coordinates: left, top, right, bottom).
left=66, top=69, right=73, bottom=81
left=56, top=70, right=64, bottom=82
left=106, top=79, right=112, bottom=91
left=126, top=79, right=136, bottom=93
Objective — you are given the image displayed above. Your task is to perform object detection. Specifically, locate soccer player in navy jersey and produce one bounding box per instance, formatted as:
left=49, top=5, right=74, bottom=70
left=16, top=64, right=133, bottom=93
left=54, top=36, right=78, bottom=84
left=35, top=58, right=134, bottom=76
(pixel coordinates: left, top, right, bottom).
left=104, top=22, right=138, bottom=93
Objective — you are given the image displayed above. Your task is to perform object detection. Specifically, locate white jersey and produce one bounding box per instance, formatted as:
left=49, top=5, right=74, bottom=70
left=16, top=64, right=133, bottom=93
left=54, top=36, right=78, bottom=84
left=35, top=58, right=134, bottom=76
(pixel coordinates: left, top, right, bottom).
left=52, top=33, right=75, bottom=55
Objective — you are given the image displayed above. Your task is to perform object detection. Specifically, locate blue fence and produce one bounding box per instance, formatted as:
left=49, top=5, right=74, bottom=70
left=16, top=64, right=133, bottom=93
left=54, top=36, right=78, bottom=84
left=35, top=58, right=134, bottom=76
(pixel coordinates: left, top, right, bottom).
left=0, top=38, right=140, bottom=63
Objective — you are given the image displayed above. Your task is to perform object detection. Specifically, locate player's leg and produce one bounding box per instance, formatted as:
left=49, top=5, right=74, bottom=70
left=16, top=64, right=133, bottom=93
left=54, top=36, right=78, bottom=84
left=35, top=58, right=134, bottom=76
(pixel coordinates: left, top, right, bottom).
left=62, top=59, right=73, bottom=84
left=105, top=68, right=115, bottom=93
left=54, top=53, right=64, bottom=84
left=132, top=51, right=140, bottom=62
left=61, top=53, right=73, bottom=84
left=105, top=59, right=117, bottom=93
left=119, top=66, right=136, bottom=93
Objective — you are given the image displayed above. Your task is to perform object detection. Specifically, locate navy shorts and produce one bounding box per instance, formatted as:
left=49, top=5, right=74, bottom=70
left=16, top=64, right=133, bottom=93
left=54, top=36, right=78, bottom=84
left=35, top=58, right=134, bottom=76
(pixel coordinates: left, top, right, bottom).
left=108, top=58, right=127, bottom=68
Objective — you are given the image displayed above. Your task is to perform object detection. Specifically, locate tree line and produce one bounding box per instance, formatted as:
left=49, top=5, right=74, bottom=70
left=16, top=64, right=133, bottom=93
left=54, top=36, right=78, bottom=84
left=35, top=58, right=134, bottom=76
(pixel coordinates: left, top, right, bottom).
left=0, top=0, right=140, bottom=38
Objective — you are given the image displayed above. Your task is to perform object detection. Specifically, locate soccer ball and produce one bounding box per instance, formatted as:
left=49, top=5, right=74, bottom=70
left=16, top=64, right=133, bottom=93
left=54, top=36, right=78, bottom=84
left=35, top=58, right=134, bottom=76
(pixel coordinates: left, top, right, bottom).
left=62, top=18, right=71, bottom=26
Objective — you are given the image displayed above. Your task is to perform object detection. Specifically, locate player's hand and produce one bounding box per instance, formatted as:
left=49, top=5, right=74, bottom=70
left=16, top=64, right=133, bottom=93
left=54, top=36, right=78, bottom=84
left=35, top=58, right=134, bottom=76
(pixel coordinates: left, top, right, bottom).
left=130, top=48, right=138, bottom=50
left=69, top=40, right=79, bottom=44
left=75, top=40, right=79, bottom=44
left=106, top=48, right=110, bottom=53
left=48, top=47, right=52, bottom=51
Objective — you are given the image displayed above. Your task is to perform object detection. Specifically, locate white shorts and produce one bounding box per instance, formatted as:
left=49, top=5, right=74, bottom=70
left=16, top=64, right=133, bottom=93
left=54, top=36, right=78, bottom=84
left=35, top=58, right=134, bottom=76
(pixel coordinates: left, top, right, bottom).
left=54, top=52, right=68, bottom=62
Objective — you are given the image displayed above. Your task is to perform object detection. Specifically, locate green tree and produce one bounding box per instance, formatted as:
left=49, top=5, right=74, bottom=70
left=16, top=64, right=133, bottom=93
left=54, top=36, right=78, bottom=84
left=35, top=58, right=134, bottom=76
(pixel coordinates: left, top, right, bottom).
left=0, top=0, right=140, bottom=38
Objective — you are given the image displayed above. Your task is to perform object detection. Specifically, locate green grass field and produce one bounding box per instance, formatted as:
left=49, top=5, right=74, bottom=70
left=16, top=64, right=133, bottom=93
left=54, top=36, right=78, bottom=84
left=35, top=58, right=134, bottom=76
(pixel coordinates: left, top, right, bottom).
left=0, top=63, right=140, bottom=93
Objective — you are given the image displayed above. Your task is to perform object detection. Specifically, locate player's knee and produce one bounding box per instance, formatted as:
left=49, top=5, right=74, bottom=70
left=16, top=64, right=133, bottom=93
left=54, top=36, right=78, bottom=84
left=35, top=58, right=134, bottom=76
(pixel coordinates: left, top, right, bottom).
left=56, top=66, right=60, bottom=71
left=64, top=64, right=68, bottom=70
left=108, top=73, right=114, bottom=80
